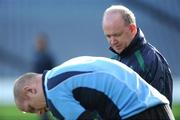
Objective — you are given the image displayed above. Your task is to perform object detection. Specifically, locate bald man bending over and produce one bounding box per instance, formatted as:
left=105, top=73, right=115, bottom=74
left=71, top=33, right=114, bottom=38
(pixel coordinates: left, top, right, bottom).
left=14, top=56, right=174, bottom=120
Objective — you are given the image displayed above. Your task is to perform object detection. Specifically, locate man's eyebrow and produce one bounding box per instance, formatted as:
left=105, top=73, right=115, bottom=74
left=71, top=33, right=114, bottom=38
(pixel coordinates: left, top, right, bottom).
left=106, top=31, right=124, bottom=37
left=28, top=105, right=35, bottom=113
left=114, top=31, right=124, bottom=36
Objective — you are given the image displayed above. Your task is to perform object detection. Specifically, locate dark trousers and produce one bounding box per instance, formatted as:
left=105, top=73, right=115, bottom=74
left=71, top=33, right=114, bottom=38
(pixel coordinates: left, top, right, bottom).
left=126, top=104, right=175, bottom=120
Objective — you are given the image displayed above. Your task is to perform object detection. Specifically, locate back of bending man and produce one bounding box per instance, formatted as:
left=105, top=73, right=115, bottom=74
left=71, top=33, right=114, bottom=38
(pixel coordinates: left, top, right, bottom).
left=13, top=56, right=174, bottom=120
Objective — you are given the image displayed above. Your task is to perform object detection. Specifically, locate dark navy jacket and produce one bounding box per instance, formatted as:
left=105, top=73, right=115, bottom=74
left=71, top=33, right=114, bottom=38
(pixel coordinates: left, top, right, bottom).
left=110, top=28, right=173, bottom=107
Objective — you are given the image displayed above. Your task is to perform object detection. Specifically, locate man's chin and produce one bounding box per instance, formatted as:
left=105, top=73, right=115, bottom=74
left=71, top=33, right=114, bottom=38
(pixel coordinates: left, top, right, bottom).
left=114, top=49, right=122, bottom=54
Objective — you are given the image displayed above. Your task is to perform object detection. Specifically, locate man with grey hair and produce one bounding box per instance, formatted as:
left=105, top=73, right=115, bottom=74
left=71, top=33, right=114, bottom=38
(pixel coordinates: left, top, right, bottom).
left=102, top=5, right=173, bottom=107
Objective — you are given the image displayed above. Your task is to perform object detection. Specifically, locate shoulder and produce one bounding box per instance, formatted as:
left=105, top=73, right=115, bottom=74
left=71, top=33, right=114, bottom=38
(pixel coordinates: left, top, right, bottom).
left=139, top=43, right=171, bottom=76
left=140, top=43, right=160, bottom=63
left=143, top=43, right=168, bottom=64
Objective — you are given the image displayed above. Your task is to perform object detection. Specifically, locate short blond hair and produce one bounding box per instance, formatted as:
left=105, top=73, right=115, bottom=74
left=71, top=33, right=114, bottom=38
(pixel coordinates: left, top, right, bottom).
left=13, top=72, right=38, bottom=102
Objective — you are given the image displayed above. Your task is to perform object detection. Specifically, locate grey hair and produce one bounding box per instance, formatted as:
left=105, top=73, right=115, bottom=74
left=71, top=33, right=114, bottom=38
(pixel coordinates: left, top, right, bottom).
left=104, top=5, right=136, bottom=25
left=13, top=72, right=38, bottom=102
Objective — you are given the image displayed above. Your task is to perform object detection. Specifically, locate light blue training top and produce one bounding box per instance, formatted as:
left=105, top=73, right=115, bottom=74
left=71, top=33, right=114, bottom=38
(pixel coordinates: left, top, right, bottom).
left=43, top=56, right=169, bottom=120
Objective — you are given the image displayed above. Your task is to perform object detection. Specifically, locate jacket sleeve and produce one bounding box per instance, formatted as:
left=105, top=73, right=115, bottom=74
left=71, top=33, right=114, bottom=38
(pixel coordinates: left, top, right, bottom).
left=143, top=53, right=173, bottom=107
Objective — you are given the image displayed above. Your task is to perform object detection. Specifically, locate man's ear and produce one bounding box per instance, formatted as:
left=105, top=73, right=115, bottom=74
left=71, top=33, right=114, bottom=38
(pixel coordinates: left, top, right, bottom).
left=129, top=24, right=136, bottom=34
left=24, top=85, right=37, bottom=97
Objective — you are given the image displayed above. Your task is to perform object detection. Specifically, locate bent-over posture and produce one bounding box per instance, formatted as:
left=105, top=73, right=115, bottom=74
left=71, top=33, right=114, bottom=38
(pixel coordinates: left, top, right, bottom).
left=13, top=56, right=174, bottom=120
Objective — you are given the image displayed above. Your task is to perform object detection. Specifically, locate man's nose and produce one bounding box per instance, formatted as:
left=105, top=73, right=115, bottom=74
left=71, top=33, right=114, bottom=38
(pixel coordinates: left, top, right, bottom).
left=110, top=37, right=117, bottom=45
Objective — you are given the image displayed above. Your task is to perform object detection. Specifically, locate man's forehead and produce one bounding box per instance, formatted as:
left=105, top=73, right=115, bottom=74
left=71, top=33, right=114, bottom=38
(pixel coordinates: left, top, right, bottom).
left=104, top=15, right=125, bottom=28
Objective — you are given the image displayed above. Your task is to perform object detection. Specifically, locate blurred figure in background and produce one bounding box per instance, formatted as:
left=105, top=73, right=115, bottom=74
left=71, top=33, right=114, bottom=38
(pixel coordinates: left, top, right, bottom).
left=33, top=32, right=55, bottom=73
left=33, top=32, right=55, bottom=120
left=102, top=5, right=173, bottom=107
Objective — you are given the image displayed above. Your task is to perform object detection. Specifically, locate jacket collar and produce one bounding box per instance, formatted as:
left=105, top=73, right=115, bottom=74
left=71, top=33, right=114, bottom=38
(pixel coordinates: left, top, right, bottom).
left=42, top=70, right=49, bottom=108
left=109, top=28, right=147, bottom=57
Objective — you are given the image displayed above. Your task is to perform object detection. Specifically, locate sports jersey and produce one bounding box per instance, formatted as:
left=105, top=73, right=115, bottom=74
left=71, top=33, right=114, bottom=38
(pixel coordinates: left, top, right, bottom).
left=42, top=56, right=169, bottom=120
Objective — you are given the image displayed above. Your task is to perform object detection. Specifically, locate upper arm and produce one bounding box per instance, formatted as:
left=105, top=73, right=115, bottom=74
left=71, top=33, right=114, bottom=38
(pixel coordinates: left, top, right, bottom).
left=47, top=90, right=85, bottom=120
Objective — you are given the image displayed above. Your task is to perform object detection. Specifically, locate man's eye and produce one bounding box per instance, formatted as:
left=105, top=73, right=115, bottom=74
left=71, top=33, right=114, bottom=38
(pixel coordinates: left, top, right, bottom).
left=28, top=105, right=35, bottom=113
left=106, top=35, right=111, bottom=38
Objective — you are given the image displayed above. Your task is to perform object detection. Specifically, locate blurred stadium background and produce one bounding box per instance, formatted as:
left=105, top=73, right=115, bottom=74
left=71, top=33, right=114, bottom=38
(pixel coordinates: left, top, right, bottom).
left=0, top=0, right=179, bottom=119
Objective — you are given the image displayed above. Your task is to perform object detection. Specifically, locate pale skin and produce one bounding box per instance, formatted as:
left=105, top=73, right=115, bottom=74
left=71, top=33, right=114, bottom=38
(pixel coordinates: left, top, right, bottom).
left=14, top=74, right=48, bottom=116
left=102, top=8, right=137, bottom=54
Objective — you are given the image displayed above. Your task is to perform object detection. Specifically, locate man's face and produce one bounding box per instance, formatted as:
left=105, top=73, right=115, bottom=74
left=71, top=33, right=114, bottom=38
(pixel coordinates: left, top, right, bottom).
left=17, top=87, right=48, bottom=115
left=103, top=13, right=133, bottom=54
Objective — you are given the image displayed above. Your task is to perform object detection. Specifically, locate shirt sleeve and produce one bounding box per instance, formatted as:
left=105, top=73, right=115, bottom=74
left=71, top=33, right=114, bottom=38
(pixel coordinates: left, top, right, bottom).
left=48, top=94, right=85, bottom=120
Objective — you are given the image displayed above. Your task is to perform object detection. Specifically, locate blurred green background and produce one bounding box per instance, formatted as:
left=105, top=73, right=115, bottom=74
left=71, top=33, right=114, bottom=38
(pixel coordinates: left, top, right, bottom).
left=0, top=105, right=57, bottom=120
